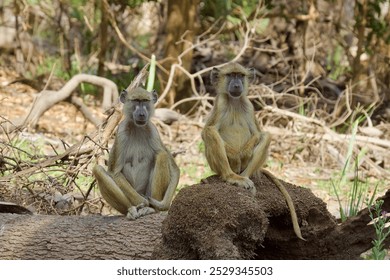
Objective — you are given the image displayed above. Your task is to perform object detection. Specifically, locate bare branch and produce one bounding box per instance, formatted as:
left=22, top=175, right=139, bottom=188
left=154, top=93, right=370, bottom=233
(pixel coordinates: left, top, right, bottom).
left=18, top=74, right=118, bottom=130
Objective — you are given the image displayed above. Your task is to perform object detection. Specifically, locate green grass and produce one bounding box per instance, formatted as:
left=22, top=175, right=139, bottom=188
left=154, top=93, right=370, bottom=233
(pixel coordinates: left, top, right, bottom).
left=298, top=101, right=306, bottom=116
left=332, top=170, right=378, bottom=222
left=326, top=44, right=350, bottom=80
left=330, top=117, right=377, bottom=221
left=367, top=200, right=390, bottom=260
left=178, top=163, right=213, bottom=191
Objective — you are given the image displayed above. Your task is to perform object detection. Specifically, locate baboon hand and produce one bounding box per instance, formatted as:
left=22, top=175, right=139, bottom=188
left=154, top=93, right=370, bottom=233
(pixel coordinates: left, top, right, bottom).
left=126, top=203, right=155, bottom=220
left=225, top=174, right=256, bottom=195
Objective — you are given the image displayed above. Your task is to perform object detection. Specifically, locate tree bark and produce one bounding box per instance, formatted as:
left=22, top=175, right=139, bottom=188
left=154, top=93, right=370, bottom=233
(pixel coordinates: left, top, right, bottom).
left=98, top=1, right=108, bottom=78
left=0, top=213, right=165, bottom=260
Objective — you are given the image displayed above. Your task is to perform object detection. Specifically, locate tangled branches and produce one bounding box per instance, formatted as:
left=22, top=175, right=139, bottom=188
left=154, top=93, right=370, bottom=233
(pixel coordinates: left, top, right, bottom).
left=0, top=65, right=149, bottom=215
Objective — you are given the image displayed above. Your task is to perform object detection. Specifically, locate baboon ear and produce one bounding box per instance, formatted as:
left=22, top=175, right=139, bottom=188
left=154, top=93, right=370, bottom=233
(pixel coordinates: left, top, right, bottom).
left=248, top=68, right=256, bottom=83
left=210, top=67, right=220, bottom=84
left=119, top=89, right=128, bottom=104
left=151, top=89, right=158, bottom=104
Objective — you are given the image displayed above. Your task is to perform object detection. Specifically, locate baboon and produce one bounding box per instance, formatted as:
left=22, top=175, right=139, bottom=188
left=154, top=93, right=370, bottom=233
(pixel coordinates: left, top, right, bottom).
left=201, top=62, right=304, bottom=240
left=93, top=87, right=180, bottom=220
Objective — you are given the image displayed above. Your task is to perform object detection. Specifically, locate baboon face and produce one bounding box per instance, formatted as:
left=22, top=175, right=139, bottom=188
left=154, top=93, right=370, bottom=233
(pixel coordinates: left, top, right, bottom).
left=131, top=99, right=151, bottom=126
left=211, top=63, right=254, bottom=99
left=226, top=72, right=246, bottom=98
left=120, top=88, right=158, bottom=127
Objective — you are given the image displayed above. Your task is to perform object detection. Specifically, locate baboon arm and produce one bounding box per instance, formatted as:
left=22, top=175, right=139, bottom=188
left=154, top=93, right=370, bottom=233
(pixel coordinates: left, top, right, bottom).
left=225, top=142, right=239, bottom=155
left=201, top=126, right=236, bottom=179
left=239, top=133, right=260, bottom=170
left=107, top=137, right=124, bottom=175
left=241, top=132, right=271, bottom=178
left=150, top=151, right=170, bottom=201
left=253, top=115, right=262, bottom=132
left=149, top=151, right=180, bottom=211
left=241, top=133, right=261, bottom=155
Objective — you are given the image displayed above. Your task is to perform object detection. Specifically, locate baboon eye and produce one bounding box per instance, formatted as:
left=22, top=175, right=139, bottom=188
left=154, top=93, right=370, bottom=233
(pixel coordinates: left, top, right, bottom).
left=227, top=73, right=244, bottom=79
left=132, top=99, right=149, bottom=103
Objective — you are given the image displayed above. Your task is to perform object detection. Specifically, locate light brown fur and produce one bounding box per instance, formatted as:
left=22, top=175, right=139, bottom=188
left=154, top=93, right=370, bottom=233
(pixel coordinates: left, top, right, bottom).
left=201, top=63, right=304, bottom=240
left=93, top=88, right=180, bottom=220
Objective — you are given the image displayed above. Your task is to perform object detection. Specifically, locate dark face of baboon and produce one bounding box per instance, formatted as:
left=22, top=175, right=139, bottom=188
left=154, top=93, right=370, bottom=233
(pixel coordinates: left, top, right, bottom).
left=210, top=62, right=254, bottom=99
left=120, top=88, right=158, bottom=127
left=131, top=100, right=150, bottom=126
left=225, top=72, right=246, bottom=98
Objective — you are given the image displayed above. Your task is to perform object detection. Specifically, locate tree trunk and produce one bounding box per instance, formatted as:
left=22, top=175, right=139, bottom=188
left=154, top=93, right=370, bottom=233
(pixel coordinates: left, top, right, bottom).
left=0, top=213, right=165, bottom=259
left=97, top=1, right=108, bottom=78
left=161, top=0, right=199, bottom=109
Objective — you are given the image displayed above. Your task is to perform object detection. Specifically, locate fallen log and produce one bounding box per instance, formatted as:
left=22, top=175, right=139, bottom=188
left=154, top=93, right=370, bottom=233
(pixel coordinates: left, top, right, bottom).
left=0, top=212, right=164, bottom=259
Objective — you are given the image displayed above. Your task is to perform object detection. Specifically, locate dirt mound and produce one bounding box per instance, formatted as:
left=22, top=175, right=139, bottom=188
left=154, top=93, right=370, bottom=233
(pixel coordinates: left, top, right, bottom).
left=153, top=174, right=336, bottom=259
left=153, top=174, right=390, bottom=259
left=154, top=176, right=269, bottom=259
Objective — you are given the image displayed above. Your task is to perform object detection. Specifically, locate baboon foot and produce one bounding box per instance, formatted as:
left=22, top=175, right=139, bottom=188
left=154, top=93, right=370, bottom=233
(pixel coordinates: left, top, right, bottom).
left=225, top=174, right=256, bottom=195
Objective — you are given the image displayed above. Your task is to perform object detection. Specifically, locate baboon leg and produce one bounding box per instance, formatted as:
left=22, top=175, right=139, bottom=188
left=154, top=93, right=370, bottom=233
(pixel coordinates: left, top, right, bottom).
left=203, top=126, right=254, bottom=191
left=113, top=172, right=149, bottom=206
left=93, top=165, right=131, bottom=215
left=202, top=126, right=235, bottom=178
left=150, top=152, right=171, bottom=201
left=94, top=165, right=148, bottom=217
left=148, top=151, right=180, bottom=211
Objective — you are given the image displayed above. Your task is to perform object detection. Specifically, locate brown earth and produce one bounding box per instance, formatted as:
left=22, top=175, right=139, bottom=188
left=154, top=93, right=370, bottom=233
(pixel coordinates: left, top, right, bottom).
left=153, top=174, right=390, bottom=260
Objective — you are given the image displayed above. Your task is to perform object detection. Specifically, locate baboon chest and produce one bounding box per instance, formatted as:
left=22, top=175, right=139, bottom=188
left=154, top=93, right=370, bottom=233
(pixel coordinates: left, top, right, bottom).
left=122, top=135, right=155, bottom=194
left=219, top=113, right=252, bottom=149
